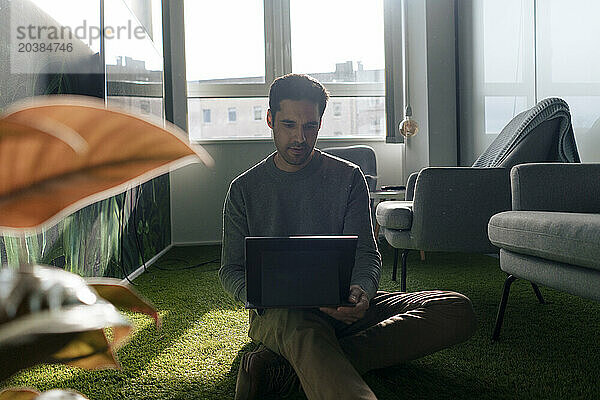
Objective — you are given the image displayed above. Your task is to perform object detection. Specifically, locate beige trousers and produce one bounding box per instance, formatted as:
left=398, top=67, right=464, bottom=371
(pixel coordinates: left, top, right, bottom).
left=248, top=290, right=477, bottom=400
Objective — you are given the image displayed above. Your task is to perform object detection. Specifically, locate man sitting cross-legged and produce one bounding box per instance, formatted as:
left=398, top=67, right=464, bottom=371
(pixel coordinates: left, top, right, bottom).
left=220, top=73, right=477, bottom=400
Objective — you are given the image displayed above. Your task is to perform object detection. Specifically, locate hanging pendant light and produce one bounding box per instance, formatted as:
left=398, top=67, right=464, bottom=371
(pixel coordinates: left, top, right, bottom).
left=399, top=105, right=419, bottom=138
left=399, top=0, right=418, bottom=139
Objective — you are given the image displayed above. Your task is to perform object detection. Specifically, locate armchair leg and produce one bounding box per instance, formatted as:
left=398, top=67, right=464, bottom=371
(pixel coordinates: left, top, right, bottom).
left=392, top=248, right=399, bottom=281
left=492, top=274, right=517, bottom=342
left=391, top=249, right=409, bottom=290
left=530, top=282, right=545, bottom=304
left=400, top=249, right=409, bottom=292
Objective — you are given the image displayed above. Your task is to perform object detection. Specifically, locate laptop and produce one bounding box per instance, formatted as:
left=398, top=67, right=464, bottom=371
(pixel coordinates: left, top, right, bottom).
left=245, top=236, right=358, bottom=309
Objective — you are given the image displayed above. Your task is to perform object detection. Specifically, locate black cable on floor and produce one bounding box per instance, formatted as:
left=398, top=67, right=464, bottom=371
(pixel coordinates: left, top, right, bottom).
left=127, top=184, right=221, bottom=275
left=151, top=256, right=191, bottom=270
left=152, top=258, right=221, bottom=271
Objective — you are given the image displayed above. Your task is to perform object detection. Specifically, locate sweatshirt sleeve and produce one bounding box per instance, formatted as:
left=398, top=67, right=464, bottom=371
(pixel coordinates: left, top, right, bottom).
left=343, top=168, right=382, bottom=300
left=219, top=180, right=249, bottom=304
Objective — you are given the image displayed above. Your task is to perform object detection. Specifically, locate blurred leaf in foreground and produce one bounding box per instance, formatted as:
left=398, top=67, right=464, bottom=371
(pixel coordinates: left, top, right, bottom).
left=0, top=95, right=213, bottom=234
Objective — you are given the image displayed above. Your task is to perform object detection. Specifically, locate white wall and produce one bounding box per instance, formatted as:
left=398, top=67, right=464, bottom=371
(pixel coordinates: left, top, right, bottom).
left=403, top=0, right=458, bottom=177
left=170, top=140, right=403, bottom=244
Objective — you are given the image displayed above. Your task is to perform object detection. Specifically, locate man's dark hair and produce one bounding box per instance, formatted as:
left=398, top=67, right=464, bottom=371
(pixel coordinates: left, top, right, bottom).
left=268, top=73, right=329, bottom=120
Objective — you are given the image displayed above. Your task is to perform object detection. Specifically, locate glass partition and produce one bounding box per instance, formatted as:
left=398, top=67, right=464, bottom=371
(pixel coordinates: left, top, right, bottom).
left=536, top=0, right=600, bottom=161
left=0, top=0, right=169, bottom=278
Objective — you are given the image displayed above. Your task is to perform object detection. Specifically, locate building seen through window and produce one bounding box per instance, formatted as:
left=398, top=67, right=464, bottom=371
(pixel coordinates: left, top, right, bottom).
left=187, top=63, right=385, bottom=141
left=184, top=0, right=385, bottom=141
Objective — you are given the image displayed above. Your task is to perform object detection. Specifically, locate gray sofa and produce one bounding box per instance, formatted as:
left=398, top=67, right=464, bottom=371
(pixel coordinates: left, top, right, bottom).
left=488, top=163, right=600, bottom=341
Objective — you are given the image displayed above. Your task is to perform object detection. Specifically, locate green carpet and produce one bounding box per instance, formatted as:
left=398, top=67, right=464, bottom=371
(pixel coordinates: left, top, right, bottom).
left=2, top=243, right=599, bottom=399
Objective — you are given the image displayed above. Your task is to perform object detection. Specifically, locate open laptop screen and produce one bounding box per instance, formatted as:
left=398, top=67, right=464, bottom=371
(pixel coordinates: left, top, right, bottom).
left=245, top=236, right=357, bottom=308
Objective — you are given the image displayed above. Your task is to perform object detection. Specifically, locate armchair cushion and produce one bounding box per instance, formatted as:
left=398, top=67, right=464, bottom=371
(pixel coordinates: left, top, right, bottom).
left=322, top=145, right=378, bottom=192
left=489, top=211, right=600, bottom=271
left=376, top=201, right=413, bottom=230
left=377, top=167, right=510, bottom=252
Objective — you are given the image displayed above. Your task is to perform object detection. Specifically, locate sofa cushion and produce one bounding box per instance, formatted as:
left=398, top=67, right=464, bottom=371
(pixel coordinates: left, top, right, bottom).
left=376, top=201, right=413, bottom=230
left=499, top=249, right=600, bottom=302
left=488, top=211, right=600, bottom=271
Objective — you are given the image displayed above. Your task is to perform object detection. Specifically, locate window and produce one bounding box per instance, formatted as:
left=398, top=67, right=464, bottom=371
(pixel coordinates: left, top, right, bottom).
left=105, top=0, right=164, bottom=119
left=184, top=0, right=387, bottom=141
left=203, top=109, right=211, bottom=123
left=184, top=0, right=265, bottom=83
left=333, top=102, right=342, bottom=117
left=139, top=99, right=151, bottom=114
left=228, top=107, right=237, bottom=122
left=253, top=106, right=263, bottom=121
left=484, top=96, right=527, bottom=134
left=289, top=0, right=384, bottom=85
left=371, top=117, right=383, bottom=133
left=188, top=98, right=269, bottom=139
left=369, top=97, right=382, bottom=107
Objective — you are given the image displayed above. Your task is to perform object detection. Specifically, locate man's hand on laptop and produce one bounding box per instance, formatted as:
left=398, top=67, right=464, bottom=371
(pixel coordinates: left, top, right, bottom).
left=319, top=285, right=369, bottom=324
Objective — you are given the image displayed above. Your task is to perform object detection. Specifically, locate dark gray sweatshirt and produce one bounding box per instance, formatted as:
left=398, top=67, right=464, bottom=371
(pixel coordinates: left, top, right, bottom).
left=219, top=149, right=381, bottom=303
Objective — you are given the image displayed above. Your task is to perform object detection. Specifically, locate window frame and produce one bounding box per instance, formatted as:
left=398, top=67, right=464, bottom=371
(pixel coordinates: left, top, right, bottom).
left=184, top=0, right=398, bottom=142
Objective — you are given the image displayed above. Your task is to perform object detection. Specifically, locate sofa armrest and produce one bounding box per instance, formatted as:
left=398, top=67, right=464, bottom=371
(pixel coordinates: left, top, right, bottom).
left=411, top=167, right=511, bottom=252
left=511, top=163, right=600, bottom=212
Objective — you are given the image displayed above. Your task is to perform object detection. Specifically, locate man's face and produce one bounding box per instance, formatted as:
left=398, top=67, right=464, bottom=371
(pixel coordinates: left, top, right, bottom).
left=267, top=99, right=321, bottom=172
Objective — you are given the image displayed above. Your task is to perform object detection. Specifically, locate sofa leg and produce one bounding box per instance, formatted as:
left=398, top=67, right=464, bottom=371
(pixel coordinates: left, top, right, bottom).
left=492, top=274, right=517, bottom=342
left=530, top=282, right=545, bottom=304
left=401, top=249, right=409, bottom=292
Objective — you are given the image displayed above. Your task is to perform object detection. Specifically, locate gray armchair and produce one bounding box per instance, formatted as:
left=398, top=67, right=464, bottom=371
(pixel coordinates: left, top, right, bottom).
left=489, top=163, right=600, bottom=341
left=376, top=97, right=580, bottom=291
left=322, top=145, right=377, bottom=192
